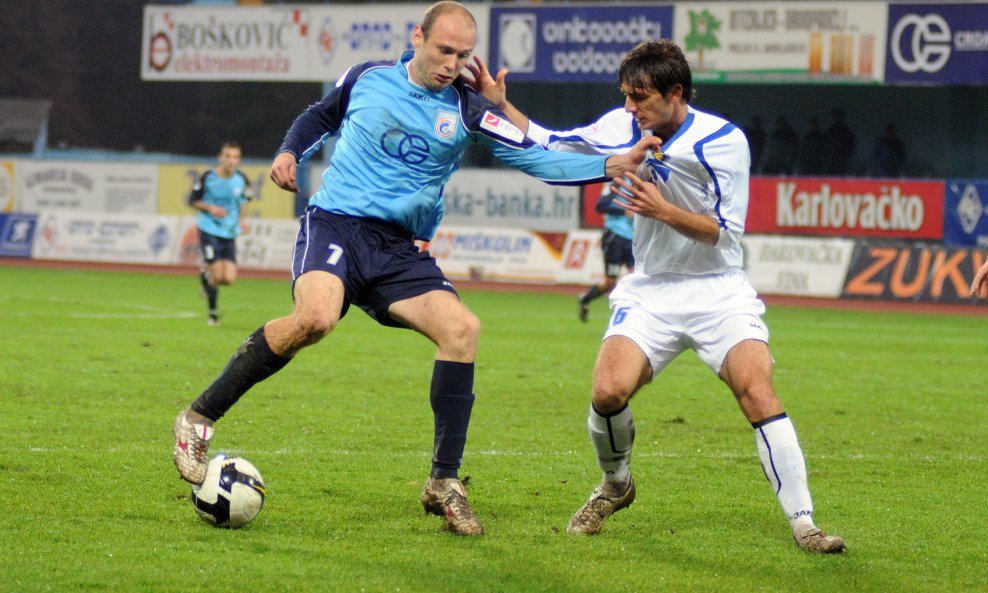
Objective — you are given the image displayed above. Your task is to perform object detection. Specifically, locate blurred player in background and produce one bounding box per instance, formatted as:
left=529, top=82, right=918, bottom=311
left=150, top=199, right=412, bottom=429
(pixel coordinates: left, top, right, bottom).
left=578, top=185, right=634, bottom=323
left=972, top=259, right=988, bottom=298
left=171, top=1, right=658, bottom=536
left=466, top=39, right=845, bottom=553
left=189, top=142, right=252, bottom=326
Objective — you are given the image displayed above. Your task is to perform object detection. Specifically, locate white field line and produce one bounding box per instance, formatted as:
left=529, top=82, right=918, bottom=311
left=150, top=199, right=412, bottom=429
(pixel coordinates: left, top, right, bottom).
left=19, top=447, right=986, bottom=463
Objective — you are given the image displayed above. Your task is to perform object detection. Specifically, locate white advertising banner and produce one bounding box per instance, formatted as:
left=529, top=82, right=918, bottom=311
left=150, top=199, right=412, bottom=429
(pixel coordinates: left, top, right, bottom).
left=142, top=4, right=489, bottom=82
left=32, top=210, right=180, bottom=265
left=142, top=6, right=312, bottom=81
left=426, top=225, right=562, bottom=283
left=742, top=234, right=855, bottom=297
left=556, top=229, right=605, bottom=286
left=16, top=161, right=158, bottom=215
left=236, top=218, right=299, bottom=271
left=308, top=5, right=489, bottom=81
left=674, top=2, right=887, bottom=83
left=175, top=216, right=298, bottom=271
left=443, top=169, right=582, bottom=232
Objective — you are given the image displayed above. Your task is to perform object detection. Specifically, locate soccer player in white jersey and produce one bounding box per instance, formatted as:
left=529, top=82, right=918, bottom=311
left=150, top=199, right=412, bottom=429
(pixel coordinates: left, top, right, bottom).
left=466, top=39, right=845, bottom=553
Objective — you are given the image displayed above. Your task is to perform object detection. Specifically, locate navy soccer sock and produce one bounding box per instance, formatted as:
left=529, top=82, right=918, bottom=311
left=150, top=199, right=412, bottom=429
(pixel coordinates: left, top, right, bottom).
left=200, top=271, right=218, bottom=314
left=580, top=285, right=603, bottom=304
left=191, top=326, right=291, bottom=421
left=429, top=361, right=476, bottom=480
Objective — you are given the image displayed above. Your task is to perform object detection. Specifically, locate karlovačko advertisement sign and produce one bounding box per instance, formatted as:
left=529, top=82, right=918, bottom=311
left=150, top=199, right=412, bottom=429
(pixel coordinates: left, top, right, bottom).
left=885, top=3, right=988, bottom=85
left=746, top=177, right=945, bottom=239
left=490, top=5, right=673, bottom=83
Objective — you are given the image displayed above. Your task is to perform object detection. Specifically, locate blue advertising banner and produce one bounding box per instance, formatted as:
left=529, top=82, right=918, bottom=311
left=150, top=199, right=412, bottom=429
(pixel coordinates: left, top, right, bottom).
left=944, top=180, right=988, bottom=248
left=886, top=3, right=988, bottom=84
left=0, top=214, right=37, bottom=258
left=490, top=5, right=674, bottom=83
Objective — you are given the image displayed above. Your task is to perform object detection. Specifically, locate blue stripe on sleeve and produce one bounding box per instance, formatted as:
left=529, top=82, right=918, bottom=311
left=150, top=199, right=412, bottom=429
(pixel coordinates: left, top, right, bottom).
left=693, top=123, right=738, bottom=229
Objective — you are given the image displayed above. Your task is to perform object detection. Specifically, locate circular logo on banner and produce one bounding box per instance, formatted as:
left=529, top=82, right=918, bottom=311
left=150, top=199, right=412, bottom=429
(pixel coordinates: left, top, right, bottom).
left=891, top=13, right=952, bottom=73
left=149, top=32, right=172, bottom=72
left=499, top=14, right=536, bottom=73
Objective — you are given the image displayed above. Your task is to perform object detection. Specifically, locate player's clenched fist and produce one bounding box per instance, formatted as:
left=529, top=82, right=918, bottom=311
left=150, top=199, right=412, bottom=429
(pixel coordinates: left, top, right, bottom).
left=270, top=151, right=298, bottom=192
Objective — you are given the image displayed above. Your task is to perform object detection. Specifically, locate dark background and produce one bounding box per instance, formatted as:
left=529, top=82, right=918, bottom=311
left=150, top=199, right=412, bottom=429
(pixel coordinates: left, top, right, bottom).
left=2, top=0, right=986, bottom=177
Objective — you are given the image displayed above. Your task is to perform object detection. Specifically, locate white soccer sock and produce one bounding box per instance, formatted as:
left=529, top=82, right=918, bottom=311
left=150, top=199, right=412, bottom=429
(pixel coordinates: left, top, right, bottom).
left=753, top=414, right=815, bottom=530
left=587, top=405, right=635, bottom=485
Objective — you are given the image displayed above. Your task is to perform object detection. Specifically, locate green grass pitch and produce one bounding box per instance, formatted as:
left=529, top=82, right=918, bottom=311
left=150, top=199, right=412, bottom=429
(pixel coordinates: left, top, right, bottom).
left=1, top=264, right=986, bottom=592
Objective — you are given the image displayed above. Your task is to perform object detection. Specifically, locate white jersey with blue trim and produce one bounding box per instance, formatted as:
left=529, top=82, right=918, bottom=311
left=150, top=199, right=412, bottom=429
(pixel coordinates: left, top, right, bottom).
left=278, top=51, right=610, bottom=241
left=528, top=106, right=750, bottom=276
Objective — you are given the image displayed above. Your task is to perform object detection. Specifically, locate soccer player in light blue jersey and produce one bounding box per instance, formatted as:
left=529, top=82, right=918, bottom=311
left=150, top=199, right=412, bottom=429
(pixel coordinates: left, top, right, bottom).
left=469, top=39, right=845, bottom=552
left=189, top=142, right=252, bottom=326
left=172, top=1, right=658, bottom=536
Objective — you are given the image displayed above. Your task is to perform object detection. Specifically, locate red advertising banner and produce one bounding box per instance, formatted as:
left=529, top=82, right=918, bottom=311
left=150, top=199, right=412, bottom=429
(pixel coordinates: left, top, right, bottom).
left=747, top=178, right=945, bottom=239
left=581, top=182, right=606, bottom=229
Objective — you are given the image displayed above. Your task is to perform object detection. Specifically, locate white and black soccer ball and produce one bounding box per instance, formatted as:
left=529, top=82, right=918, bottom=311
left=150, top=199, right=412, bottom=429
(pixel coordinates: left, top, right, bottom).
left=191, top=454, right=266, bottom=529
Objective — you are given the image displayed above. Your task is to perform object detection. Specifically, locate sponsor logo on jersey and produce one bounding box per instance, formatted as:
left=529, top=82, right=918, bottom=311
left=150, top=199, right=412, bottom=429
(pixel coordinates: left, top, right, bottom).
left=435, top=110, right=458, bottom=140
left=480, top=111, right=524, bottom=143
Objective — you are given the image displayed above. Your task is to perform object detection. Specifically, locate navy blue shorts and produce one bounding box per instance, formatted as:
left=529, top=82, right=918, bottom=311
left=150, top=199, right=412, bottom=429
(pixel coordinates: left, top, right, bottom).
left=292, top=207, right=457, bottom=328
left=602, top=229, right=634, bottom=278
left=198, top=229, right=236, bottom=264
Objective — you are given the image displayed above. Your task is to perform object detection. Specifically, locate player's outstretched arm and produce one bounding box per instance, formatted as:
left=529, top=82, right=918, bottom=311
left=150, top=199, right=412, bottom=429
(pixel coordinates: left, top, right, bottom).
left=270, top=151, right=299, bottom=192
left=971, top=260, right=988, bottom=298
left=462, top=56, right=531, bottom=134
left=604, top=136, right=662, bottom=180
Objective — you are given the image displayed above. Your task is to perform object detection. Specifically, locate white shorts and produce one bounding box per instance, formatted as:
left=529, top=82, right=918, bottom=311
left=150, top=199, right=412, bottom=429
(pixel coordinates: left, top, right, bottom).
left=604, top=269, right=769, bottom=377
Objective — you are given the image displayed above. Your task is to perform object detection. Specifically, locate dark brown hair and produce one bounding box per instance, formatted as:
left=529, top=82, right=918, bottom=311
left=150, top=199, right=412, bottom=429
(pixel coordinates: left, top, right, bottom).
left=619, top=40, right=695, bottom=103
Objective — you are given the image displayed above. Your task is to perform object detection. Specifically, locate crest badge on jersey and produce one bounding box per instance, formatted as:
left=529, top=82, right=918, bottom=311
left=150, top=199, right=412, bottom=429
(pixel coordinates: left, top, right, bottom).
left=480, top=111, right=524, bottom=143
left=435, top=110, right=458, bottom=140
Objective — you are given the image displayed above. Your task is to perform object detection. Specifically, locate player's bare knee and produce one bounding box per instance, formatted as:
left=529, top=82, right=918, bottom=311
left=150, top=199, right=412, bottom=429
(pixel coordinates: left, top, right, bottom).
left=591, top=379, right=632, bottom=413
left=292, top=312, right=337, bottom=345
left=444, top=313, right=481, bottom=358
left=736, top=384, right=782, bottom=420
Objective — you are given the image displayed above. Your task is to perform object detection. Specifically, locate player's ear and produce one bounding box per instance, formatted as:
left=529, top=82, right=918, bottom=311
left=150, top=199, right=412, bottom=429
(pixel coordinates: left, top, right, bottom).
left=666, top=84, right=684, bottom=103
left=411, top=25, right=425, bottom=50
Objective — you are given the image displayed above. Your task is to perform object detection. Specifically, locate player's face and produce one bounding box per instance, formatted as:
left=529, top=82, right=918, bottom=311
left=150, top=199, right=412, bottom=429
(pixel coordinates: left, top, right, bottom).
left=410, top=13, right=476, bottom=92
left=621, top=83, right=684, bottom=139
left=217, top=147, right=241, bottom=175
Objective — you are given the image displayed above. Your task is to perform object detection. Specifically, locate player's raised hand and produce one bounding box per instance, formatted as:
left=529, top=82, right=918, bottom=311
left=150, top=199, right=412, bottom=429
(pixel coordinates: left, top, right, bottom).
left=270, top=151, right=299, bottom=192
left=462, top=55, right=508, bottom=107
left=610, top=172, right=671, bottom=219
left=604, top=136, right=662, bottom=179
left=971, top=260, right=988, bottom=298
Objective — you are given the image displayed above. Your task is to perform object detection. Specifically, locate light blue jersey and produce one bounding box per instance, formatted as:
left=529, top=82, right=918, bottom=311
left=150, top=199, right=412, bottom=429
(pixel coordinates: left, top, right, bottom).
left=190, top=170, right=252, bottom=239
left=278, top=51, right=611, bottom=241
left=596, top=187, right=634, bottom=240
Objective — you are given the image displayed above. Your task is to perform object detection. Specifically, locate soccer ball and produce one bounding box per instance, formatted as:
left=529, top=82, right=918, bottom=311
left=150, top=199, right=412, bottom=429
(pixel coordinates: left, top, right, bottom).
left=191, top=454, right=266, bottom=528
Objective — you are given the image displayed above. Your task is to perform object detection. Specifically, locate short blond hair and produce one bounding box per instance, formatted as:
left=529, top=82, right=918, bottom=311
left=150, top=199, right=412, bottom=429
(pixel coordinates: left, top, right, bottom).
left=421, top=1, right=475, bottom=38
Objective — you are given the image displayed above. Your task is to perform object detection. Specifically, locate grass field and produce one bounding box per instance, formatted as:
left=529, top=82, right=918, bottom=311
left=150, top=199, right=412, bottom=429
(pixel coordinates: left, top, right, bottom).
left=1, top=263, right=986, bottom=593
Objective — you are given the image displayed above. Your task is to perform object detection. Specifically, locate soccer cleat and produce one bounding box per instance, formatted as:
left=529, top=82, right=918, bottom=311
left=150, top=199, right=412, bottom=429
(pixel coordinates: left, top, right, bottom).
left=207, top=315, right=220, bottom=327
left=578, top=299, right=590, bottom=323
left=793, top=525, right=846, bottom=554
left=421, top=478, right=484, bottom=536
left=172, top=411, right=214, bottom=484
left=567, top=477, right=636, bottom=535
